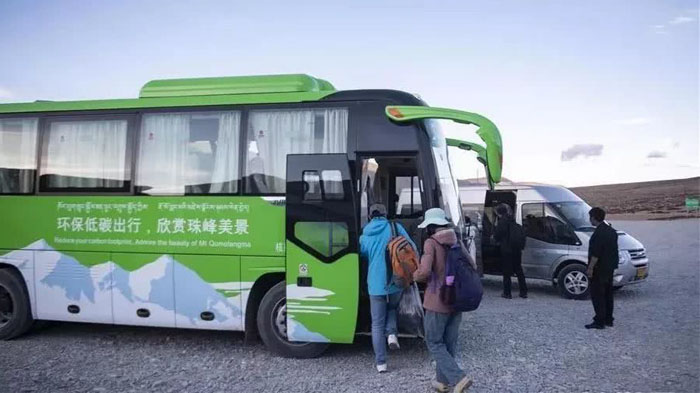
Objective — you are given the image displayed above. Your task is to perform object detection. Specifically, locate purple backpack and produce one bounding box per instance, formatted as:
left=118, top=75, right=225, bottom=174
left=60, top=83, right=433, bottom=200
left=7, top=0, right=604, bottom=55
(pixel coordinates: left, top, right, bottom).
left=439, top=243, right=483, bottom=312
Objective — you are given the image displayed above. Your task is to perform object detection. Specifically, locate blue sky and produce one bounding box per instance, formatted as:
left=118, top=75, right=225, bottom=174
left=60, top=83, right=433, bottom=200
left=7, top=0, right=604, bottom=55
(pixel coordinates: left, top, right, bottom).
left=0, top=0, right=697, bottom=187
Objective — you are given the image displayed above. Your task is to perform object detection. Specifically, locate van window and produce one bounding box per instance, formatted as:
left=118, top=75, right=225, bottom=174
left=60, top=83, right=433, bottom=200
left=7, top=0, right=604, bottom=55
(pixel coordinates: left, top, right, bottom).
left=395, top=176, right=422, bottom=217
left=244, top=108, right=348, bottom=194
left=522, top=203, right=578, bottom=245
left=0, top=118, right=38, bottom=194
left=40, top=119, right=130, bottom=191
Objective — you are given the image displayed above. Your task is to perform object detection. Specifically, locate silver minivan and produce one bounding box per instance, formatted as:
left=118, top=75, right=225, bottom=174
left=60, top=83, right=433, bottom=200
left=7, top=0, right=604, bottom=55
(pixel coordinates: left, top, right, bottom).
left=460, top=183, right=650, bottom=299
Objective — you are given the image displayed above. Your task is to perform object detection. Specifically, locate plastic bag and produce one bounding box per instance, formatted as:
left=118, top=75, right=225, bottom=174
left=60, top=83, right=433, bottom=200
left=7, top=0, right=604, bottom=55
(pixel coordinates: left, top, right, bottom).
left=397, top=282, right=425, bottom=338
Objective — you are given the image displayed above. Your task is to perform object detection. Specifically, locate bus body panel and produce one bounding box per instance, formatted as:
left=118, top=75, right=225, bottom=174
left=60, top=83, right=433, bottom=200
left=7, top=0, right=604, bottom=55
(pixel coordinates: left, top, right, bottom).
left=0, top=195, right=284, bottom=330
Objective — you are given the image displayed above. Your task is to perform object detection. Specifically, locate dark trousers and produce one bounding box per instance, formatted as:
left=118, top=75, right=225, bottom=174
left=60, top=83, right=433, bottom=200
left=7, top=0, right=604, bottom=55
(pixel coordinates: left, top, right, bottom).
left=502, top=252, right=527, bottom=296
left=590, top=271, right=614, bottom=325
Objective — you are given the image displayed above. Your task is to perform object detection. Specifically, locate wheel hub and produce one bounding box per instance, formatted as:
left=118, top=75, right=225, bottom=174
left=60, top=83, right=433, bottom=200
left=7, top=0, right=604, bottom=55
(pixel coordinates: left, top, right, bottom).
left=271, top=297, right=310, bottom=347
left=564, top=271, right=589, bottom=295
left=273, top=301, right=288, bottom=339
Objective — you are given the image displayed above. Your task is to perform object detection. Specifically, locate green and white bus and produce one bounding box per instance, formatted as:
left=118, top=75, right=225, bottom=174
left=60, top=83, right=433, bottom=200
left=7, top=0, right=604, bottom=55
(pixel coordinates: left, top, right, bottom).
left=0, top=74, right=502, bottom=358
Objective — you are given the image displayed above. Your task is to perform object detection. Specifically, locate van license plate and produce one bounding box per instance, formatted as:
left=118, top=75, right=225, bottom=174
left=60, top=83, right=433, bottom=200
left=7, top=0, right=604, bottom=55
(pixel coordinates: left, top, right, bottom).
left=636, top=267, right=647, bottom=279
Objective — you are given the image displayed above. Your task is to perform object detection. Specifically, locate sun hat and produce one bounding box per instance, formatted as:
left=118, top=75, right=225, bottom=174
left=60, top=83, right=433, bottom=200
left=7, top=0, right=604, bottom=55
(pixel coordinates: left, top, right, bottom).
left=417, top=208, right=451, bottom=228
left=369, top=203, right=387, bottom=218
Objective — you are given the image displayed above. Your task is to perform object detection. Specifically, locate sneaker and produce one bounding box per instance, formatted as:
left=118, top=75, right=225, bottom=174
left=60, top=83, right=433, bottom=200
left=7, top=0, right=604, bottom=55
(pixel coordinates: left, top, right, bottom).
left=501, top=293, right=512, bottom=299
left=388, top=334, right=400, bottom=350
left=453, top=376, right=473, bottom=392
left=431, top=380, right=450, bottom=392
left=376, top=363, right=387, bottom=373
left=519, top=293, right=528, bottom=299
left=585, top=322, right=605, bottom=330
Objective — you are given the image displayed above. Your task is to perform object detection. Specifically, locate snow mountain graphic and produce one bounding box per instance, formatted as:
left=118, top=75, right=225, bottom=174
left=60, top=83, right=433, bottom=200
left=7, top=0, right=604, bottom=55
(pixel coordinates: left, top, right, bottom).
left=25, top=240, right=242, bottom=325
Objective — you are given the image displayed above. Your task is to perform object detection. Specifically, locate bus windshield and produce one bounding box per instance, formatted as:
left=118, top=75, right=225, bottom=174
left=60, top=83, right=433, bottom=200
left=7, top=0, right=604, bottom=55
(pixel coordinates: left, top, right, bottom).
left=425, top=120, right=463, bottom=229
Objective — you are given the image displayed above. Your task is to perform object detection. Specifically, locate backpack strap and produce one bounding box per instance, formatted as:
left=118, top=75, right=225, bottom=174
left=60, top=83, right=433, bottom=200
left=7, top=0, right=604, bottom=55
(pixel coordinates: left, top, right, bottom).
left=385, top=221, right=397, bottom=287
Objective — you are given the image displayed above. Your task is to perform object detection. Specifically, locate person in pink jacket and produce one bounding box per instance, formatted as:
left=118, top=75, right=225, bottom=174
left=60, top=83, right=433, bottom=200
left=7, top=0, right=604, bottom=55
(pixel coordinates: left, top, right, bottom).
left=413, top=208, right=473, bottom=393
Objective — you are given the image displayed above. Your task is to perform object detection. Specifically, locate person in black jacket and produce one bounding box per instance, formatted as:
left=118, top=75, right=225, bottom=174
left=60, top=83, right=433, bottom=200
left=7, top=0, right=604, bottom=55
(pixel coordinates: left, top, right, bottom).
left=494, top=204, right=528, bottom=299
left=585, top=207, right=619, bottom=329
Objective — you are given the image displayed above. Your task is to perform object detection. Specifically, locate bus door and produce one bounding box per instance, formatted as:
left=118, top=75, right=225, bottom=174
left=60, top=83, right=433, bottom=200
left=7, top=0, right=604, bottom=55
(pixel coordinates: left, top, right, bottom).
left=482, top=189, right=517, bottom=274
left=285, top=154, right=359, bottom=343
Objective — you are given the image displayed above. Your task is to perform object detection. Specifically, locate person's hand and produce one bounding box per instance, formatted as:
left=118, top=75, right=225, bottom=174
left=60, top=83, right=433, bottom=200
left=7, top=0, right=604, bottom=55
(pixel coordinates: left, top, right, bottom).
left=586, top=266, right=594, bottom=278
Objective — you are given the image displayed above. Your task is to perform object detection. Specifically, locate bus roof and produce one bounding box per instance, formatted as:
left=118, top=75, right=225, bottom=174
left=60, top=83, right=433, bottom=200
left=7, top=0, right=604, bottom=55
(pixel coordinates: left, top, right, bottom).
left=0, top=74, right=339, bottom=115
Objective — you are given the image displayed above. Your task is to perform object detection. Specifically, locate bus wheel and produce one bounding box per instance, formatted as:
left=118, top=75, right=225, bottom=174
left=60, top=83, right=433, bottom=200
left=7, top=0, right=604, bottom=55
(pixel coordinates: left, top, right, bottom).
left=257, top=281, right=328, bottom=358
left=0, top=269, right=34, bottom=340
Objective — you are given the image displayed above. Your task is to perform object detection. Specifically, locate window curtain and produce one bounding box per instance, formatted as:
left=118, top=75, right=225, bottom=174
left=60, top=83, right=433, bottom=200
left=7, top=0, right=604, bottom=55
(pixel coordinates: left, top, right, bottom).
left=0, top=118, right=38, bottom=193
left=44, top=120, right=127, bottom=188
left=247, top=108, right=348, bottom=193
left=137, top=112, right=240, bottom=195
left=322, top=108, right=348, bottom=153
left=209, top=112, right=240, bottom=193
left=138, top=114, right=190, bottom=195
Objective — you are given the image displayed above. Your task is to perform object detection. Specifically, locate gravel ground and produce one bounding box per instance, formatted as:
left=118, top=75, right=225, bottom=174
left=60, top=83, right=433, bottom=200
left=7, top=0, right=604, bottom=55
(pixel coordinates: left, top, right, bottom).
left=1, top=219, right=698, bottom=393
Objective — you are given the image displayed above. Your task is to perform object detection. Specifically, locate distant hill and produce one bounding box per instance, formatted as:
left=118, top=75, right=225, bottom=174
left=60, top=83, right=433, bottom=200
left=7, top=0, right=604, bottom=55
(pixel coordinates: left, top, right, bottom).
left=571, top=177, right=700, bottom=220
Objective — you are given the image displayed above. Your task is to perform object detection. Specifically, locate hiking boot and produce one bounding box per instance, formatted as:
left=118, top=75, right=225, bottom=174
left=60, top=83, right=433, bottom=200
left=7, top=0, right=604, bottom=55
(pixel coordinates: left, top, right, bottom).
left=376, top=363, right=387, bottom=373
left=453, top=376, right=473, bottom=392
left=431, top=380, right=449, bottom=392
left=388, top=334, right=400, bottom=350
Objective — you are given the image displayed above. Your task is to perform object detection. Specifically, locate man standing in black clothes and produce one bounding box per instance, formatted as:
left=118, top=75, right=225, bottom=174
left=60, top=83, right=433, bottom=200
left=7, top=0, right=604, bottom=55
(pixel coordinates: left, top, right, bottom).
left=585, top=207, right=619, bottom=329
left=494, top=204, right=528, bottom=299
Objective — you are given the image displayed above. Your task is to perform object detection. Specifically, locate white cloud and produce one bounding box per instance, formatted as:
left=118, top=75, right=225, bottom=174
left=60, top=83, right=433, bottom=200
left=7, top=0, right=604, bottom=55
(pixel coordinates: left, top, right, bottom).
left=652, top=24, right=668, bottom=34
left=669, top=16, right=694, bottom=25
left=616, top=117, right=653, bottom=126
left=652, top=13, right=696, bottom=34
left=561, top=144, right=604, bottom=161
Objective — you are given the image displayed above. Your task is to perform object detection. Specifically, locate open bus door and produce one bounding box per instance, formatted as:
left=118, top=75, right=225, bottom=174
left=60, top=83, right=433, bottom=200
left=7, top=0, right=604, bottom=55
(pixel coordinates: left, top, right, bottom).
left=285, top=154, right=359, bottom=344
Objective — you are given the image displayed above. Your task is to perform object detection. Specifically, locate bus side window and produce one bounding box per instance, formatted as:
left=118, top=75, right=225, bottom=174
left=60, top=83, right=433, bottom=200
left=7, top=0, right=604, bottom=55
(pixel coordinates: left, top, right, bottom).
left=243, top=108, right=348, bottom=194
left=137, top=111, right=241, bottom=195
left=0, top=118, right=38, bottom=194
left=40, top=118, right=131, bottom=192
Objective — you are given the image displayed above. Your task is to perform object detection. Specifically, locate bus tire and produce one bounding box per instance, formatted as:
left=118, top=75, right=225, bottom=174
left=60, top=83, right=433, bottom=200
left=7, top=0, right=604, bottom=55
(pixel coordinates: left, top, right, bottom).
left=0, top=269, right=34, bottom=340
left=257, top=281, right=329, bottom=358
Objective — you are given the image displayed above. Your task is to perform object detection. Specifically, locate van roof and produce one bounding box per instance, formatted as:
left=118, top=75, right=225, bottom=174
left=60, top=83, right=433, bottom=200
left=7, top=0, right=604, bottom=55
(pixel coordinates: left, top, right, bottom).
left=460, top=183, right=584, bottom=203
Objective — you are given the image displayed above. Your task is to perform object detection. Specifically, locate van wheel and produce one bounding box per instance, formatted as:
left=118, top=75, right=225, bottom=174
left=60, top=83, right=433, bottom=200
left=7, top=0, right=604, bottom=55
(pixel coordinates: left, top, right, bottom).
left=557, top=264, right=590, bottom=300
left=257, top=281, right=328, bottom=358
left=0, top=269, right=34, bottom=340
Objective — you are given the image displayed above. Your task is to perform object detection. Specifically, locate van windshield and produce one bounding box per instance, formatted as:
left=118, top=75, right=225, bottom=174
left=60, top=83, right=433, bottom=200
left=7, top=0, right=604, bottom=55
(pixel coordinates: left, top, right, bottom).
left=550, top=201, right=594, bottom=231
left=425, top=120, right=463, bottom=229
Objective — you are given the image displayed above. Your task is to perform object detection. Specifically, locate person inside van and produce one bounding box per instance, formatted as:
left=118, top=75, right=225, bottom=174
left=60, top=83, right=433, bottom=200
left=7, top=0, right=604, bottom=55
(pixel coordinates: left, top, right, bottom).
left=494, top=204, right=528, bottom=299
left=413, top=208, right=473, bottom=392
left=359, top=203, right=416, bottom=373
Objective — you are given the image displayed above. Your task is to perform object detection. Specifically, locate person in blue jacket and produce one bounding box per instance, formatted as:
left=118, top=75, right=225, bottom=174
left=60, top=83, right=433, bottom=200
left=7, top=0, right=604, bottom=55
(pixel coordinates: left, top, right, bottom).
left=360, top=203, right=417, bottom=373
